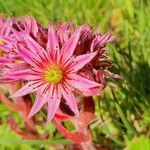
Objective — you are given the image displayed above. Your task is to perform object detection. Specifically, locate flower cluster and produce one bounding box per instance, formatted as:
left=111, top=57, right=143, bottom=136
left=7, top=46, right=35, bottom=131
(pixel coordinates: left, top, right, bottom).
left=0, top=16, right=116, bottom=147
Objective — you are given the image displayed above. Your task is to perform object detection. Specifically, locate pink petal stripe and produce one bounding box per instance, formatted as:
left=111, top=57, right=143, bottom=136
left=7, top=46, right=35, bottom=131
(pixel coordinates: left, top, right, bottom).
left=0, top=77, right=17, bottom=84
left=10, top=81, right=41, bottom=98
left=25, top=35, right=51, bottom=63
left=47, top=86, right=61, bottom=122
left=66, top=73, right=100, bottom=90
left=4, top=63, right=29, bottom=71
left=0, top=57, right=10, bottom=63
left=37, top=83, right=50, bottom=95
left=23, top=35, right=45, bottom=57
left=28, top=92, right=47, bottom=119
left=0, top=36, right=14, bottom=43
left=19, top=46, right=34, bottom=65
left=5, top=69, right=31, bottom=80
left=61, top=26, right=82, bottom=61
left=47, top=24, right=59, bottom=52
left=59, top=85, right=79, bottom=115
left=19, top=45, right=44, bottom=69
left=29, top=16, right=38, bottom=37
left=47, top=24, right=60, bottom=63
left=0, top=45, right=13, bottom=52
left=0, top=19, right=12, bottom=36
left=81, top=87, right=101, bottom=97
left=67, top=51, right=97, bottom=72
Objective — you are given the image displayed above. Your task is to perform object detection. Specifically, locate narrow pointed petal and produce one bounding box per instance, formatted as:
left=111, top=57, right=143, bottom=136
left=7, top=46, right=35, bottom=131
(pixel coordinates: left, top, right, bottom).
left=0, top=77, right=17, bottom=84
left=60, top=85, right=79, bottom=115
left=61, top=26, right=82, bottom=61
left=5, top=69, right=31, bottom=80
left=81, top=87, right=101, bottom=96
left=25, top=35, right=51, bottom=62
left=10, top=81, right=41, bottom=98
left=28, top=92, right=47, bottom=119
left=0, top=45, right=13, bottom=52
left=0, top=19, right=12, bottom=36
left=47, top=86, right=61, bottom=122
left=47, top=24, right=59, bottom=53
left=19, top=46, right=34, bottom=65
left=28, top=16, right=38, bottom=37
left=68, top=52, right=97, bottom=72
left=0, top=57, right=10, bottom=63
left=66, top=73, right=100, bottom=90
left=3, top=63, right=29, bottom=72
left=23, top=35, right=40, bottom=53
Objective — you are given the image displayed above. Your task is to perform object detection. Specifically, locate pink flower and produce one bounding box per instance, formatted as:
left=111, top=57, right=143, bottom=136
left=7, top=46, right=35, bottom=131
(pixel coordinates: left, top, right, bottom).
left=4, top=25, right=100, bottom=122
left=0, top=16, right=42, bottom=75
left=56, top=22, right=115, bottom=93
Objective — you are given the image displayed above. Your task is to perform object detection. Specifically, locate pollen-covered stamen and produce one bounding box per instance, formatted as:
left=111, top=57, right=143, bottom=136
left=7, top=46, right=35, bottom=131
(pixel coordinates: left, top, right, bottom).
left=44, top=64, right=63, bottom=84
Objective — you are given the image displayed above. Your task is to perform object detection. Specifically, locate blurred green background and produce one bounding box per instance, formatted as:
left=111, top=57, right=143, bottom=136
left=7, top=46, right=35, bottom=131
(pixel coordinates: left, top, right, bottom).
left=0, top=0, right=150, bottom=149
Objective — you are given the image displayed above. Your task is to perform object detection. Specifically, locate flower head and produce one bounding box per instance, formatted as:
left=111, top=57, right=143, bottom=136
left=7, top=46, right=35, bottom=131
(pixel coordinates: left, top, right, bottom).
left=4, top=24, right=101, bottom=122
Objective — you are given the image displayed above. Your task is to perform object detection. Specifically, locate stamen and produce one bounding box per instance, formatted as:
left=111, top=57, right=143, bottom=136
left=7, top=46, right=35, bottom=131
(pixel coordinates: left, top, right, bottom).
left=43, top=64, right=63, bottom=84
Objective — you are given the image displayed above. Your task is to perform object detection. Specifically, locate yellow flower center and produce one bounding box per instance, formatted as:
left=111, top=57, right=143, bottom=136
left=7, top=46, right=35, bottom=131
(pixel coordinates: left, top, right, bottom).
left=43, top=64, right=63, bottom=84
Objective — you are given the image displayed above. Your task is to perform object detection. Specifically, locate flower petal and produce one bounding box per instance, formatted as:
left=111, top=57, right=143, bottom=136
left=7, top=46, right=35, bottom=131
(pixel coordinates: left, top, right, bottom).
left=23, top=35, right=42, bottom=54
left=5, top=69, right=31, bottom=80
left=19, top=46, right=34, bottom=65
left=0, top=19, right=13, bottom=36
left=68, top=51, right=97, bottom=72
left=47, top=24, right=59, bottom=53
left=81, top=87, right=102, bottom=96
left=60, top=85, right=79, bottom=115
left=0, top=57, right=11, bottom=63
left=61, top=26, right=82, bottom=61
left=10, top=81, right=41, bottom=98
left=27, top=16, right=38, bottom=37
left=47, top=86, right=61, bottom=122
left=28, top=92, right=47, bottom=119
left=23, top=35, right=48, bottom=62
left=66, top=73, right=100, bottom=90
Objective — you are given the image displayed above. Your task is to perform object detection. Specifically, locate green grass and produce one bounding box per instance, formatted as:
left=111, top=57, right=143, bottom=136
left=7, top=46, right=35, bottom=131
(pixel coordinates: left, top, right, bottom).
left=0, top=0, right=150, bottom=149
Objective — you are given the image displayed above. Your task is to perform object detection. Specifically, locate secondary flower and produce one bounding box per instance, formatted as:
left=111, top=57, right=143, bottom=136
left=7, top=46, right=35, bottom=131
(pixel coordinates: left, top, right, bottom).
left=3, top=25, right=100, bottom=122
left=56, top=22, right=115, bottom=94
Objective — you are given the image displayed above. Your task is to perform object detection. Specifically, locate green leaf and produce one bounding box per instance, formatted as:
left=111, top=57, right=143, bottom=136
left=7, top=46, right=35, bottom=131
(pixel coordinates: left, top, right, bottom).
left=127, top=137, right=150, bottom=150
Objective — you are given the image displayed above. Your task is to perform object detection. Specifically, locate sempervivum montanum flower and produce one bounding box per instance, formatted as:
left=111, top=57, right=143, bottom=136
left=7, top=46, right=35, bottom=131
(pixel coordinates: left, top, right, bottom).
left=0, top=16, right=38, bottom=67
left=3, top=25, right=101, bottom=122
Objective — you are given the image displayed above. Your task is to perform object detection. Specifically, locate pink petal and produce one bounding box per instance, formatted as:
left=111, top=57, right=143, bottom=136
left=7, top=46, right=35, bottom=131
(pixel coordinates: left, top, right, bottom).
left=28, top=16, right=38, bottom=37
left=67, top=51, right=97, bottom=72
left=0, top=57, right=11, bottom=63
left=47, top=24, right=60, bottom=62
left=10, top=81, right=41, bottom=98
left=24, top=35, right=51, bottom=63
left=23, top=35, right=40, bottom=53
left=59, top=85, right=79, bottom=115
left=0, top=77, right=17, bottom=84
left=19, top=46, right=34, bottom=65
left=0, top=19, right=13, bottom=36
left=0, top=45, right=13, bottom=52
left=47, top=86, right=61, bottom=122
left=81, top=87, right=102, bottom=96
left=28, top=92, right=47, bottom=119
left=61, top=26, right=82, bottom=61
left=5, top=69, right=31, bottom=80
left=4, top=63, right=29, bottom=71
left=47, top=24, right=59, bottom=52
left=66, top=73, right=100, bottom=90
